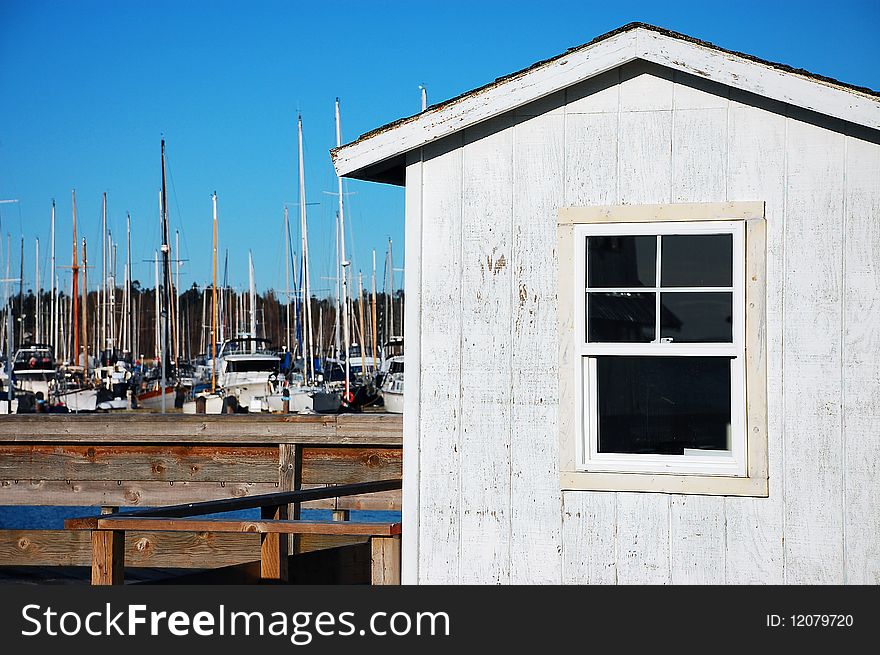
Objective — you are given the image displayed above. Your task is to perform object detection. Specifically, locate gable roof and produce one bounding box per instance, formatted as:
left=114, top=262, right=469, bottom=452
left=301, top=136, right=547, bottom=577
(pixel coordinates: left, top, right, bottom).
left=332, top=22, right=880, bottom=185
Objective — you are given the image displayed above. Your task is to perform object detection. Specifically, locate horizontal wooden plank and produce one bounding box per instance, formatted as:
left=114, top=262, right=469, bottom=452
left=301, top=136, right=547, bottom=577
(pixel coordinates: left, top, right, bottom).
left=335, top=414, right=405, bottom=441
left=0, top=529, right=259, bottom=567
left=83, top=517, right=402, bottom=536
left=0, top=479, right=281, bottom=507
left=0, top=445, right=279, bottom=483
left=316, top=488, right=401, bottom=512
left=0, top=480, right=401, bottom=510
left=0, top=413, right=402, bottom=445
left=301, top=447, right=402, bottom=484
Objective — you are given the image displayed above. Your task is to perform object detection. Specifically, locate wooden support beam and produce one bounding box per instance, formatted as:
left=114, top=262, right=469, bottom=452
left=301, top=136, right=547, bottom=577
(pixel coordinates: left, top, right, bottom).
left=65, top=478, right=402, bottom=528
left=74, top=517, right=402, bottom=535
left=0, top=413, right=402, bottom=445
left=0, top=529, right=260, bottom=568
left=260, top=504, right=288, bottom=582
left=332, top=510, right=351, bottom=521
left=0, top=445, right=278, bottom=483
left=370, top=535, right=401, bottom=585
left=91, top=530, right=124, bottom=585
left=0, top=480, right=400, bottom=511
left=279, top=444, right=301, bottom=554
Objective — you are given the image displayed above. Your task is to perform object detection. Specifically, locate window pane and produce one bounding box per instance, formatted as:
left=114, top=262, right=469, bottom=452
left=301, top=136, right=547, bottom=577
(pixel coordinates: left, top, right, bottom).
left=588, top=293, right=655, bottom=342
left=660, top=292, right=733, bottom=342
left=596, top=356, right=731, bottom=455
left=588, top=236, right=656, bottom=288
left=661, top=234, right=732, bottom=287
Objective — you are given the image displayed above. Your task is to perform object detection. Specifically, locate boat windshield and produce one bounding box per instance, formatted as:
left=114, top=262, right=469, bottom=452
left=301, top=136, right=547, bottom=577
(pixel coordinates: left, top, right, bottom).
left=13, top=346, right=55, bottom=370
left=218, top=338, right=274, bottom=357
left=226, top=359, right=279, bottom=373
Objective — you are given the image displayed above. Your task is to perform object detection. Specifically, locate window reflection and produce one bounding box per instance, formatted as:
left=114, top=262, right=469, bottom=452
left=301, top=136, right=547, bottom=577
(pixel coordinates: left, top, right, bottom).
left=661, top=234, right=732, bottom=287
left=596, top=356, right=732, bottom=455
left=588, top=236, right=656, bottom=287
left=587, top=292, right=655, bottom=342
left=660, top=292, right=733, bottom=342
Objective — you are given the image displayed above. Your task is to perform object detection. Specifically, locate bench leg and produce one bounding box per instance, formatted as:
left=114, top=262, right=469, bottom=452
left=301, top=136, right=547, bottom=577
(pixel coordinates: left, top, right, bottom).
left=91, top=530, right=124, bottom=585
left=260, top=504, right=289, bottom=582
left=370, top=536, right=401, bottom=585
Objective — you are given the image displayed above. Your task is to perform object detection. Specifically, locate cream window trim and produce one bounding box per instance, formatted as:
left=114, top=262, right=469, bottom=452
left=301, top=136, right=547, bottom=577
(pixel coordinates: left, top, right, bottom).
left=557, top=202, right=768, bottom=497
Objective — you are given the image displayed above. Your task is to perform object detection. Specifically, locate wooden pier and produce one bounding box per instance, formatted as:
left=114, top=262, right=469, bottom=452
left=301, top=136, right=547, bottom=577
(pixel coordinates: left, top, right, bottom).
left=0, top=413, right=402, bottom=583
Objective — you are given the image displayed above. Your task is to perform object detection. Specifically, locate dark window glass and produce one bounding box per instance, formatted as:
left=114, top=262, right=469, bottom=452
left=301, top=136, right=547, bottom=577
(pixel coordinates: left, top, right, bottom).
left=661, top=234, right=733, bottom=287
left=596, top=356, right=731, bottom=455
left=588, top=293, right=655, bottom=342
left=588, top=236, right=656, bottom=288
left=660, top=292, right=733, bottom=342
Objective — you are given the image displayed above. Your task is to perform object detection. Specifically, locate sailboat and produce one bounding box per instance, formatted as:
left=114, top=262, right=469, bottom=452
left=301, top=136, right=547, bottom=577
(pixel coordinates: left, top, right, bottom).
left=136, top=139, right=177, bottom=411
left=183, top=200, right=283, bottom=414
left=266, top=113, right=340, bottom=414
left=54, top=191, right=98, bottom=412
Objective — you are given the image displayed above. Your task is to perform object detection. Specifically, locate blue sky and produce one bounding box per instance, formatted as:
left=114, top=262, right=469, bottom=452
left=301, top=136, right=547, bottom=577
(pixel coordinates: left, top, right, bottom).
left=1, top=0, right=878, bottom=295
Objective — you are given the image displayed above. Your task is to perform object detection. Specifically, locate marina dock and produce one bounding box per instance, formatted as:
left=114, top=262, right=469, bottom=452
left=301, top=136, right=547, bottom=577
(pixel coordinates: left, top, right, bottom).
left=0, top=413, right=402, bottom=583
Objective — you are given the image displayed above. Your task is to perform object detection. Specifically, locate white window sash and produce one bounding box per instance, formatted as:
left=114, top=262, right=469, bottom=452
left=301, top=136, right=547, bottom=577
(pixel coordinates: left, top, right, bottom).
left=574, top=221, right=748, bottom=477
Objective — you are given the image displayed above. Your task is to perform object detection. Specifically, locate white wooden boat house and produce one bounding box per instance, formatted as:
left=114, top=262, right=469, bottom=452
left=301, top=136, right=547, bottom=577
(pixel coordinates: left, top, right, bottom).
left=333, top=23, right=880, bottom=584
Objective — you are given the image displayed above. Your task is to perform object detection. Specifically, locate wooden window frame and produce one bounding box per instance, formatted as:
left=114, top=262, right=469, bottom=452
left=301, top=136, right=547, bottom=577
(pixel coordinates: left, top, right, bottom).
left=557, top=202, right=768, bottom=496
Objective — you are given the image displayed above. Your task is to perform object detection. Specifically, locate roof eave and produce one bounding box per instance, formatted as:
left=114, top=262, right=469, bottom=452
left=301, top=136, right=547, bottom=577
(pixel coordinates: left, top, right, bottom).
left=333, top=24, right=880, bottom=182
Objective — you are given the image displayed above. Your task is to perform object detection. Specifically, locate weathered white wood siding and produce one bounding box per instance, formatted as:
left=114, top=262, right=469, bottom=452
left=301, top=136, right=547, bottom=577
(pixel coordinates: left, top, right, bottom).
left=410, top=60, right=880, bottom=584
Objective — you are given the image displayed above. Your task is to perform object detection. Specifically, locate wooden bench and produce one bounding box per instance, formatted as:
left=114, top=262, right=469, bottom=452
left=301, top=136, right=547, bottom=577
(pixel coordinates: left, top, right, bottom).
left=65, top=479, right=402, bottom=585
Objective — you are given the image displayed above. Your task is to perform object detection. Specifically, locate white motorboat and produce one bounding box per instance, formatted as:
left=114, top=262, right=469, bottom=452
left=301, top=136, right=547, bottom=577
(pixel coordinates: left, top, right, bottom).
left=12, top=344, right=57, bottom=398
left=181, top=336, right=280, bottom=414
left=379, top=355, right=404, bottom=414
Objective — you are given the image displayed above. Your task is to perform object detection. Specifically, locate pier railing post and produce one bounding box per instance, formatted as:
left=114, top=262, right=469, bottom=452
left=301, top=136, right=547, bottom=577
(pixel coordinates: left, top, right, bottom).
left=260, top=504, right=288, bottom=582
left=91, top=529, right=124, bottom=585
left=370, top=535, right=401, bottom=585
left=278, top=443, right=301, bottom=555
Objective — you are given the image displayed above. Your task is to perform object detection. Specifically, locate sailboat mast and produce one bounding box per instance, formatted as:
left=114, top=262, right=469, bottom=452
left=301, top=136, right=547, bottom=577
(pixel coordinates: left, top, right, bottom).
left=335, top=98, right=351, bottom=400
left=220, top=249, right=228, bottom=343
left=333, top=210, right=341, bottom=359
left=388, top=238, right=394, bottom=339
left=211, top=192, right=218, bottom=392
left=160, top=139, right=172, bottom=379
left=35, top=238, right=40, bottom=344
left=18, top=236, right=23, bottom=349
left=125, top=213, right=132, bottom=354
left=174, top=229, right=181, bottom=363
left=297, top=115, right=313, bottom=382
left=51, top=201, right=56, bottom=356
left=71, top=191, right=79, bottom=366
left=357, top=271, right=366, bottom=379
left=284, top=206, right=290, bottom=351
left=154, top=252, right=160, bottom=364
left=248, top=251, right=257, bottom=340
left=100, top=192, right=106, bottom=357
left=110, top=238, right=117, bottom=352
left=81, top=238, right=88, bottom=378
left=371, top=249, right=377, bottom=371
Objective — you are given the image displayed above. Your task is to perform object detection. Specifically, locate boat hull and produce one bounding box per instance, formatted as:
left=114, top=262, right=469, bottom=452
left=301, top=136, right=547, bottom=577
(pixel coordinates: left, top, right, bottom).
left=182, top=394, right=225, bottom=414
left=381, top=389, right=404, bottom=414
left=97, top=397, right=130, bottom=411
left=57, top=389, right=98, bottom=412
left=136, top=387, right=176, bottom=410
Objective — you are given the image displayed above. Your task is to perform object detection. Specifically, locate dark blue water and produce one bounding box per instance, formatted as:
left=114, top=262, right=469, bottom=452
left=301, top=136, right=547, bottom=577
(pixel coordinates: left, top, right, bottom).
left=0, top=506, right=401, bottom=529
